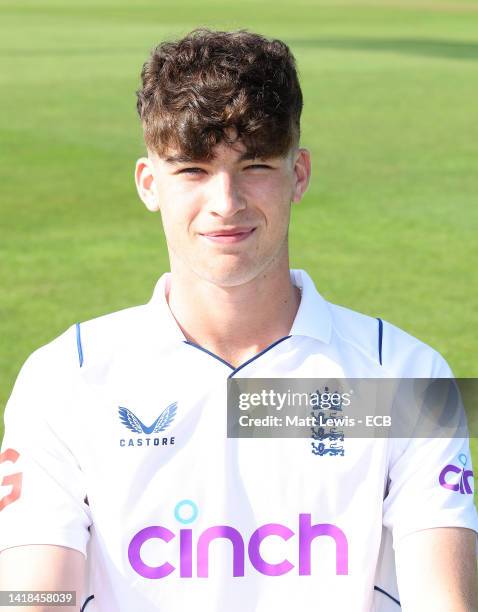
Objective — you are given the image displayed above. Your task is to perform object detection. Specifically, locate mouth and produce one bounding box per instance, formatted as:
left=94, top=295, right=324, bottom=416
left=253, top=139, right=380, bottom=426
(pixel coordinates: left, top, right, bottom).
left=199, top=227, right=256, bottom=244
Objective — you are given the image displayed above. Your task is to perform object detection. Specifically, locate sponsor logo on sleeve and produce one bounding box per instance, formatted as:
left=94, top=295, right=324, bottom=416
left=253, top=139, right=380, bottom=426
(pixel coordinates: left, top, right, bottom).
left=0, top=448, right=23, bottom=511
left=439, top=454, right=474, bottom=495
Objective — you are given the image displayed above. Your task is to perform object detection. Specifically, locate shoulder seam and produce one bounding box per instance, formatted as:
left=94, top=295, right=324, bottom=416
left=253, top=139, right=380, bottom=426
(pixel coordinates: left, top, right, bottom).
left=331, top=316, right=396, bottom=376
left=377, top=317, right=383, bottom=366
left=75, top=322, right=84, bottom=368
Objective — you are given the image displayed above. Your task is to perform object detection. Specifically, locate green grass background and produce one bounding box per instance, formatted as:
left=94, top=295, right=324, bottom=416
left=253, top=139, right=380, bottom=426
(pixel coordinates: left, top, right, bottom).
left=1, top=0, right=477, bottom=503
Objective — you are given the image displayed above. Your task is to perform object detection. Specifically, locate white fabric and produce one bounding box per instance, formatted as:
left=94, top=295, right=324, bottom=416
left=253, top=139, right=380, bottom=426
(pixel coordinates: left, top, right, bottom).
left=1, top=269, right=476, bottom=612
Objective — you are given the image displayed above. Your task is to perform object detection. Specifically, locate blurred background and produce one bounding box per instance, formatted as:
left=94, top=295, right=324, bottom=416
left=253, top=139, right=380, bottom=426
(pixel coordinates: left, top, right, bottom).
left=1, top=0, right=477, bottom=494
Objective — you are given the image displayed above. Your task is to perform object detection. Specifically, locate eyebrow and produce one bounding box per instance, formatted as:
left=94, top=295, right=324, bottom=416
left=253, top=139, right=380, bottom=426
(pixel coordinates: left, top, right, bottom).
left=163, top=151, right=267, bottom=165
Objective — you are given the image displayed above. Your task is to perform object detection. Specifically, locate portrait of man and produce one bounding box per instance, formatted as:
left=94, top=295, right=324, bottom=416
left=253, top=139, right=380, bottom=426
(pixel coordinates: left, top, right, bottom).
left=0, top=24, right=477, bottom=612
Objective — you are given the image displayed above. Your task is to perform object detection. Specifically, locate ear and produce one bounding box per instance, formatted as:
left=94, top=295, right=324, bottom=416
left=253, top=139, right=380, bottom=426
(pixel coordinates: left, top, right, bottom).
left=291, top=148, right=312, bottom=203
left=135, top=157, right=160, bottom=212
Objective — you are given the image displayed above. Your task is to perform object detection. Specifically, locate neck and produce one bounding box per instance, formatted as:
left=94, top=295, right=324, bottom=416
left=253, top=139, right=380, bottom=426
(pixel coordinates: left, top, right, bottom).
left=166, top=259, right=301, bottom=368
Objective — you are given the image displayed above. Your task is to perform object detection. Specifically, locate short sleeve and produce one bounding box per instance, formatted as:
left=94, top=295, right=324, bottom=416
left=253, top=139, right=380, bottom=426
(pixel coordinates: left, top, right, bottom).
left=382, top=351, right=478, bottom=546
left=0, top=327, right=92, bottom=555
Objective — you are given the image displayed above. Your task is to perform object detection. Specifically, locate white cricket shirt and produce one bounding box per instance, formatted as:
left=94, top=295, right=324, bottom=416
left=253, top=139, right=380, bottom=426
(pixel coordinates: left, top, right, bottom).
left=1, top=269, right=477, bottom=612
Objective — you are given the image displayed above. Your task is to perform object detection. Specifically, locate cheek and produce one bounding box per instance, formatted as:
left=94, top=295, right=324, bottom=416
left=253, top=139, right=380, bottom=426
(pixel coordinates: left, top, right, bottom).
left=259, top=189, right=292, bottom=228
left=159, top=189, right=200, bottom=236
left=252, top=175, right=294, bottom=213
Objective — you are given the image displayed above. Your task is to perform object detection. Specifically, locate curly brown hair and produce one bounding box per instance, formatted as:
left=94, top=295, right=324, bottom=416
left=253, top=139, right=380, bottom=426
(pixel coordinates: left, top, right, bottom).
left=136, top=28, right=303, bottom=160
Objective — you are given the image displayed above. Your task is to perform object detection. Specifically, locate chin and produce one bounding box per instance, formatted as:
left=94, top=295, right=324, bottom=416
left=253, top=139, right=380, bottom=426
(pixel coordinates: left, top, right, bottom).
left=195, top=260, right=267, bottom=288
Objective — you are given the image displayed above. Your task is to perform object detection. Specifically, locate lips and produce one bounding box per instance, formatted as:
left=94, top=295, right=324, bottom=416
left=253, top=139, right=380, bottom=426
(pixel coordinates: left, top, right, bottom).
left=203, top=227, right=255, bottom=236
left=200, top=227, right=256, bottom=243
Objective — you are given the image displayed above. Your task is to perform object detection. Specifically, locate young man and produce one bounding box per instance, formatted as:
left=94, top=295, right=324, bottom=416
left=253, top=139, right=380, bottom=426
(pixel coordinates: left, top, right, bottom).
left=0, top=29, right=477, bottom=612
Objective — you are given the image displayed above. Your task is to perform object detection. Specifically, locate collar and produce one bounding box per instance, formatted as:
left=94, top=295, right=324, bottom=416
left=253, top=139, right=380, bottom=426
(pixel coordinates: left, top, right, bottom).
left=148, top=273, right=188, bottom=347
left=148, top=268, right=332, bottom=347
left=288, top=269, right=332, bottom=344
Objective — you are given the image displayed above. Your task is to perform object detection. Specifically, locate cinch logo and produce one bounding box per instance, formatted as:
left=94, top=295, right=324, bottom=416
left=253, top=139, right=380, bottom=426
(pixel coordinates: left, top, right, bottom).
left=128, top=500, right=348, bottom=579
left=439, top=454, right=474, bottom=495
left=118, top=403, right=177, bottom=448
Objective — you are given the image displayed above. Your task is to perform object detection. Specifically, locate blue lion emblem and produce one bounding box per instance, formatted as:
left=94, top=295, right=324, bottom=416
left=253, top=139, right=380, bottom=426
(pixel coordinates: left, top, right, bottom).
left=118, top=402, right=177, bottom=435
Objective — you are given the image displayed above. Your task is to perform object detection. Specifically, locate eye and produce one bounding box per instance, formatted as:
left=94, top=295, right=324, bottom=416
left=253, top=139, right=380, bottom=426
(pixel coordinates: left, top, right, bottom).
left=177, top=167, right=206, bottom=175
left=244, top=163, right=273, bottom=170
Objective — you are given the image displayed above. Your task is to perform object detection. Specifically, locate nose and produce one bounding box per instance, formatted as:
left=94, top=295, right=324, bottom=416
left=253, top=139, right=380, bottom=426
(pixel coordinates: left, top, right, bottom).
left=207, top=171, right=246, bottom=217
